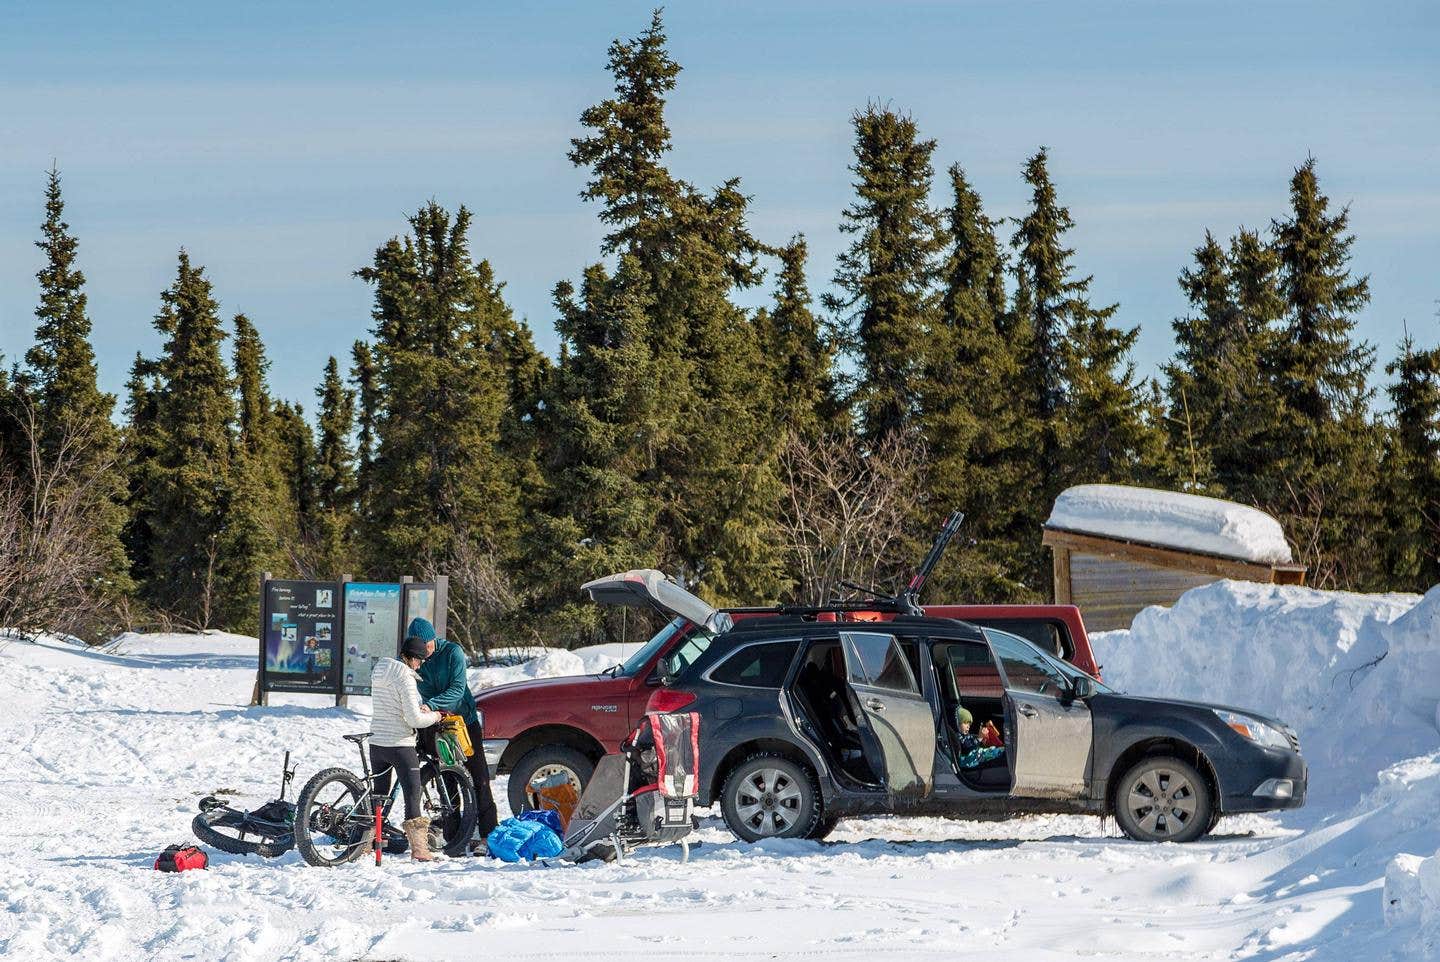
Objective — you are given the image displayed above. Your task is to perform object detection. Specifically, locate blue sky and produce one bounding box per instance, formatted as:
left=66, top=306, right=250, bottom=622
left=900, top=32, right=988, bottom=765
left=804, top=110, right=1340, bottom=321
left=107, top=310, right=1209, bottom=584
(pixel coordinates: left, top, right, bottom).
left=1, top=1, right=1436, bottom=410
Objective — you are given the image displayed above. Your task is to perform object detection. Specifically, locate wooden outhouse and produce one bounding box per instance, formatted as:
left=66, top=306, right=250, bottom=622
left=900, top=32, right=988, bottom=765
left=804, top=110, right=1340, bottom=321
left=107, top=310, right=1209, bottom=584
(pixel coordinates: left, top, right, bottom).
left=1043, top=485, right=1307, bottom=632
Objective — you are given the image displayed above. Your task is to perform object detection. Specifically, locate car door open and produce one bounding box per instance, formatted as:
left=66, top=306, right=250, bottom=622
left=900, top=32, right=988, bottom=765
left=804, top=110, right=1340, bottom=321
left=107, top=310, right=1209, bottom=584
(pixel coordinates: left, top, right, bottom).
left=985, top=629, right=1093, bottom=799
left=839, top=632, right=936, bottom=797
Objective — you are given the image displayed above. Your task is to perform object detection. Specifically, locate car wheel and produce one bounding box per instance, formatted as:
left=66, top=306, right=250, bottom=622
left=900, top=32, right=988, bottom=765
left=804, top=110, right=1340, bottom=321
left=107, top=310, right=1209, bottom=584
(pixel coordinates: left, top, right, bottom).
left=720, top=753, right=820, bottom=843
left=1113, top=756, right=1213, bottom=843
left=506, top=745, right=594, bottom=818
left=805, top=813, right=841, bottom=841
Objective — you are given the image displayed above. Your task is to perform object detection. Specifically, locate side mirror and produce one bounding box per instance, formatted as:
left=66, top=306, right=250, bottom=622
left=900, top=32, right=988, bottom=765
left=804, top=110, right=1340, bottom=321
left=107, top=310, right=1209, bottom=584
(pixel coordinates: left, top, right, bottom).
left=644, top=669, right=663, bottom=688
left=1069, top=675, right=1096, bottom=701
left=658, top=655, right=679, bottom=687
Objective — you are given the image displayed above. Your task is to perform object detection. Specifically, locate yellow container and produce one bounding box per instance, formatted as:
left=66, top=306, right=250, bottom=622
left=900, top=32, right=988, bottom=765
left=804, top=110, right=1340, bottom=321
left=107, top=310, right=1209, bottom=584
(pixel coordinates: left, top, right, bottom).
left=436, top=714, right=473, bottom=758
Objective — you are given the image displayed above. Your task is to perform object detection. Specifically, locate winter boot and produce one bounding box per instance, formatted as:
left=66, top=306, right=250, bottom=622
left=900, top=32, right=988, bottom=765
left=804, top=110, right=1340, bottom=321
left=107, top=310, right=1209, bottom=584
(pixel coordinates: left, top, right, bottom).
left=402, top=817, right=435, bottom=862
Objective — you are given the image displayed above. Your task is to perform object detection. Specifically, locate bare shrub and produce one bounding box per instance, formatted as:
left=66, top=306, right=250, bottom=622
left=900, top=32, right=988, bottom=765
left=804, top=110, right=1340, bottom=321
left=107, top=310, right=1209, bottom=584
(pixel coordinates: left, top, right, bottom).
left=422, top=529, right=520, bottom=659
left=0, top=399, right=126, bottom=643
left=779, top=430, right=928, bottom=605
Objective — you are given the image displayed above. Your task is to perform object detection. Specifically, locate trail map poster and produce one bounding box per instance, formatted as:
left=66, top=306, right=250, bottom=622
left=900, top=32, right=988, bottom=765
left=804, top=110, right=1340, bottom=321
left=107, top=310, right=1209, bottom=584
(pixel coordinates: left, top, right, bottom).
left=261, top=580, right=341, bottom=694
left=403, top=584, right=436, bottom=634
left=342, top=582, right=402, bottom=696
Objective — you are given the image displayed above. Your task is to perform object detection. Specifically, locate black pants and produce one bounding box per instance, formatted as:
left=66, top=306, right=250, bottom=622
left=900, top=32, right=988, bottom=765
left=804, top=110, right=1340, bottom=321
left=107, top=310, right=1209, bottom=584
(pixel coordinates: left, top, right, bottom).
left=465, top=719, right=499, bottom=837
left=370, top=744, right=423, bottom=821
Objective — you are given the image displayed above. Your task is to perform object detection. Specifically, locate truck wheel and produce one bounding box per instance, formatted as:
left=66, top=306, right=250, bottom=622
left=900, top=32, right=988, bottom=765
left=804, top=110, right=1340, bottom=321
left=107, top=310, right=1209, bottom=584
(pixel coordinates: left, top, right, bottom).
left=720, top=753, right=820, bottom=843
left=1113, top=756, right=1213, bottom=843
left=506, top=745, right=594, bottom=817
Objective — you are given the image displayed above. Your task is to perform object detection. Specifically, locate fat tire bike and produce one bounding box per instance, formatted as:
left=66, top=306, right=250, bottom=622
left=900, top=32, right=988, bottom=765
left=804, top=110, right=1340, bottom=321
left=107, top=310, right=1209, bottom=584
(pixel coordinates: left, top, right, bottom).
left=293, top=731, right=478, bottom=867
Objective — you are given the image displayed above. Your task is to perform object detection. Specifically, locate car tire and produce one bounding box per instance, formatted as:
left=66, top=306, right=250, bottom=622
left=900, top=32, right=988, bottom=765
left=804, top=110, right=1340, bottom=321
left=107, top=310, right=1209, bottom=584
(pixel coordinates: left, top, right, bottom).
left=506, top=745, right=595, bottom=818
left=805, top=813, right=841, bottom=841
left=1113, top=756, right=1214, bottom=843
left=720, top=753, right=821, bottom=843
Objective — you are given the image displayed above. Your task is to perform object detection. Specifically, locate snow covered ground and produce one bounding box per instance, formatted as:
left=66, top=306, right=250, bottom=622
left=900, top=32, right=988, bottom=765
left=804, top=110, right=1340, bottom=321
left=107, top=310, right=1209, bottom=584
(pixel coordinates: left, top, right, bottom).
left=2, top=583, right=1438, bottom=961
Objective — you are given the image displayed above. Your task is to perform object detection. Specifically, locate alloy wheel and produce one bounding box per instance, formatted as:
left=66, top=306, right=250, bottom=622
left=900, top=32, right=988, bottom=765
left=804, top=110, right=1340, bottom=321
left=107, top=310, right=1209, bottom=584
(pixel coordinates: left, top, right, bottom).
left=733, top=767, right=803, bottom=836
left=1125, top=767, right=1198, bottom=839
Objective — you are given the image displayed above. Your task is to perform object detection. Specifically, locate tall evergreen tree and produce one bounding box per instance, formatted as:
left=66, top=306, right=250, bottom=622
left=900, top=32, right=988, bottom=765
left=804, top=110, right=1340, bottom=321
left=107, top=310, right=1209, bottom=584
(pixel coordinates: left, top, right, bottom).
left=135, top=252, right=236, bottom=626
left=350, top=339, right=379, bottom=530
left=1011, top=148, right=1166, bottom=498
left=356, top=203, right=523, bottom=587
left=758, top=236, right=836, bottom=437
left=1266, top=159, right=1383, bottom=587
left=1381, top=335, right=1440, bottom=590
left=825, top=105, right=945, bottom=441
left=24, top=167, right=132, bottom=596
left=922, top=164, right=1038, bottom=598
left=556, top=10, right=788, bottom=610
left=220, top=314, right=294, bottom=621
left=313, top=356, right=357, bottom=573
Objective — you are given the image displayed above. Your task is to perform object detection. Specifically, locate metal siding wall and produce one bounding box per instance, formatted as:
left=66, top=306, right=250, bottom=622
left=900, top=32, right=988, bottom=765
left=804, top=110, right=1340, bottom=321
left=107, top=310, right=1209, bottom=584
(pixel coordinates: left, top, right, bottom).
left=1069, top=553, right=1219, bottom=631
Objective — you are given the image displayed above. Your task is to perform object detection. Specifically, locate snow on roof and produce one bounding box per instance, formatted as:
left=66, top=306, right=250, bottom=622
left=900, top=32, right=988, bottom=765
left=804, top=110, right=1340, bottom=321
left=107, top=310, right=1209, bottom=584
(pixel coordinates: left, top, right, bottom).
left=1046, top=483, right=1294, bottom=565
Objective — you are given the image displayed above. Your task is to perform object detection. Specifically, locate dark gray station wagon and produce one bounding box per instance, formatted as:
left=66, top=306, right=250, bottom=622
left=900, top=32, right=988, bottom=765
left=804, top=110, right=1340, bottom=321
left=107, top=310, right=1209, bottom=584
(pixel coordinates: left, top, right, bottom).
left=586, top=573, right=1309, bottom=844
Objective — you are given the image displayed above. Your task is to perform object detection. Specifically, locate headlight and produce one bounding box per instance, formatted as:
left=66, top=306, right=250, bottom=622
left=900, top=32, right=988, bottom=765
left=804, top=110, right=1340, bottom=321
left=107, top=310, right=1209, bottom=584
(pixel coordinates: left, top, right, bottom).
left=1216, top=710, right=1291, bottom=750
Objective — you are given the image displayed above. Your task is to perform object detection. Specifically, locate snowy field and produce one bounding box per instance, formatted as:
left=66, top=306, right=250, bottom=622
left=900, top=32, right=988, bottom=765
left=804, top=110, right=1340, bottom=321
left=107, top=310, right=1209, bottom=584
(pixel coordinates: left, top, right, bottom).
left=2, top=582, right=1439, bottom=961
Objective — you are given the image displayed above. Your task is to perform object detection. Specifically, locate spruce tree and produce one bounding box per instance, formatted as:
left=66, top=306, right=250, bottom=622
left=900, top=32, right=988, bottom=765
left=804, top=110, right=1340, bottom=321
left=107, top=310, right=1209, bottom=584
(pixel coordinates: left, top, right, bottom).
left=219, top=314, right=294, bottom=623
left=313, top=356, right=357, bottom=573
left=759, top=236, right=837, bottom=437
left=350, top=339, right=379, bottom=531
left=1011, top=148, right=1167, bottom=497
left=1381, top=335, right=1440, bottom=590
left=24, top=167, right=132, bottom=596
left=922, top=164, right=1038, bottom=599
left=1266, top=159, right=1383, bottom=587
left=356, top=203, right=523, bottom=589
left=825, top=105, right=945, bottom=441
left=556, top=10, right=788, bottom=611
left=136, top=252, right=237, bottom=626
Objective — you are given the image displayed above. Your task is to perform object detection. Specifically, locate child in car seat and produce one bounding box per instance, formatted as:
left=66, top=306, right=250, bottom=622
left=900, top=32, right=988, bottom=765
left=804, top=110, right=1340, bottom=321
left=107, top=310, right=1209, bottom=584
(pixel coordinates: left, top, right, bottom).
left=955, top=706, right=1005, bottom=769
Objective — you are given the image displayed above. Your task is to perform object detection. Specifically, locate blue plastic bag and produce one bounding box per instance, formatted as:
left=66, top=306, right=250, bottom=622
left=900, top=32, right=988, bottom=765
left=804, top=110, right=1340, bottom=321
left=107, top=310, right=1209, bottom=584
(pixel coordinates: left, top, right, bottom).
left=517, top=808, right=563, bottom=835
left=486, top=816, right=564, bottom=862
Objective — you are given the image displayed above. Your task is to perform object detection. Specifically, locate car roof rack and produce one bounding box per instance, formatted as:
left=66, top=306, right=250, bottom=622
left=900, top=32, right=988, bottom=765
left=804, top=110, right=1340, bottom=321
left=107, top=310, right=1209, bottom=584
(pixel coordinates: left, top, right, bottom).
left=732, top=509, right=965, bottom=621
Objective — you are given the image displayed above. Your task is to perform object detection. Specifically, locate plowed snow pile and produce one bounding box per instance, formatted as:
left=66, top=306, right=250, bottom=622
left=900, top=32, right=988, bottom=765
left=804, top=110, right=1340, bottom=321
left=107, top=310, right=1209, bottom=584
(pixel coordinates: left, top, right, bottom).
left=2, top=581, right=1438, bottom=961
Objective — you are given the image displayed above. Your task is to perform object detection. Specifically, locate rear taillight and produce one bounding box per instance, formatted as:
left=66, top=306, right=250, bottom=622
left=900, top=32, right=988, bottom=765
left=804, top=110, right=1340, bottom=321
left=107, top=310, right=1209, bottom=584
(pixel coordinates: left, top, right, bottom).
left=646, top=689, right=697, bottom=713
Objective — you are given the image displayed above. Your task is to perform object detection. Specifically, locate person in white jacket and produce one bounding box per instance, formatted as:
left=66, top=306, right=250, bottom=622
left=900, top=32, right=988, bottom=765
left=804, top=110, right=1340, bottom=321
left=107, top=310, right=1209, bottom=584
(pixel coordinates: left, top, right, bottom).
left=369, top=636, right=442, bottom=861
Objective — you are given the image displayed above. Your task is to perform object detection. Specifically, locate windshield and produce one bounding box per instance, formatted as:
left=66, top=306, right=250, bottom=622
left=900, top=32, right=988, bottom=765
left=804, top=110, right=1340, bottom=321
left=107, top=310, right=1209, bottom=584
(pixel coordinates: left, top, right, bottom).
left=612, top=618, right=688, bottom=678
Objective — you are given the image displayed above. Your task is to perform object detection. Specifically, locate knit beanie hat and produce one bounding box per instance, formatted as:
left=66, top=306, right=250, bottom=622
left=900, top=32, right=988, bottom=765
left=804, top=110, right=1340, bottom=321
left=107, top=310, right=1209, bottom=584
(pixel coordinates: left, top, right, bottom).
left=956, top=707, right=974, bottom=726
left=406, top=617, right=436, bottom=644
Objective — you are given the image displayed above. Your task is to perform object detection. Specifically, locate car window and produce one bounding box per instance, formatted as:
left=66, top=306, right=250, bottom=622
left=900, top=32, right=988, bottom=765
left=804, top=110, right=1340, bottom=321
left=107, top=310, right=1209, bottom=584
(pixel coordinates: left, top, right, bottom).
left=664, top=627, right=717, bottom=678
left=967, top=618, right=1069, bottom=659
left=898, top=639, right=922, bottom=685
left=939, top=641, right=1004, bottom=700
left=842, top=632, right=920, bottom=694
left=708, top=640, right=799, bottom=688
left=985, top=629, right=1070, bottom=697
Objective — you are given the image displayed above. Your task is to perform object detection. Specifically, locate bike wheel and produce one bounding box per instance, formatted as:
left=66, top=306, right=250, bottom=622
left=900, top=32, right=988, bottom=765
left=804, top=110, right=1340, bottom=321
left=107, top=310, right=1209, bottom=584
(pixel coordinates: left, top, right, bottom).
left=294, top=767, right=372, bottom=867
left=191, top=809, right=293, bottom=858
left=420, top=763, right=478, bottom=858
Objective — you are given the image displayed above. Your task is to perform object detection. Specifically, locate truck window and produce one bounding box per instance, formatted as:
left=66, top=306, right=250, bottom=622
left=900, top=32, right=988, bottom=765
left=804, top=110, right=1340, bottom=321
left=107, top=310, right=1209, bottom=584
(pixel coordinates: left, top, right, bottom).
left=966, top=618, right=1071, bottom=661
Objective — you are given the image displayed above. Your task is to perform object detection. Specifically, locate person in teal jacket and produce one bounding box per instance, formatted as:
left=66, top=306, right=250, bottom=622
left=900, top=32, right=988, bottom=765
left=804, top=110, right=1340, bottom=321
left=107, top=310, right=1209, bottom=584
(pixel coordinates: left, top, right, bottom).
left=410, top=617, right=499, bottom=848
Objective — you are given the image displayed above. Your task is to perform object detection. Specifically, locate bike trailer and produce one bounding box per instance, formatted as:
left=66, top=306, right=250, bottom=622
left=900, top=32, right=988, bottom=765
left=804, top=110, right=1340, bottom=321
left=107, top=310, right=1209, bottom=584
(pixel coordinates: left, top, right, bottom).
left=559, top=711, right=700, bottom=863
left=154, top=843, right=208, bottom=872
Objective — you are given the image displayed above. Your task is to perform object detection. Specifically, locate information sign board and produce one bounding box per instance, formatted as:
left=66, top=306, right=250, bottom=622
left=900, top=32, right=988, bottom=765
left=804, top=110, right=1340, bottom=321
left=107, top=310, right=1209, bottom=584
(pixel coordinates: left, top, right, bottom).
left=341, top=582, right=403, bottom=696
left=261, top=579, right=341, bottom=694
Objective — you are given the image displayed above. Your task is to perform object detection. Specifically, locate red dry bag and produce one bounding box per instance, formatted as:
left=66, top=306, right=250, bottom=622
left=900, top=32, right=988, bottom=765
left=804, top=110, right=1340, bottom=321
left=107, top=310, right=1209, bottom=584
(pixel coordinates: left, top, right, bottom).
left=154, top=844, right=208, bottom=872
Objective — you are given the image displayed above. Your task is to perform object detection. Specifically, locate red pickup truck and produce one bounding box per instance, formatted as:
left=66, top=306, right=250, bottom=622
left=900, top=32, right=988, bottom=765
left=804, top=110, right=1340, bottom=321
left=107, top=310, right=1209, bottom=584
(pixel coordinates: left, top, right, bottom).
left=476, top=603, right=1102, bottom=816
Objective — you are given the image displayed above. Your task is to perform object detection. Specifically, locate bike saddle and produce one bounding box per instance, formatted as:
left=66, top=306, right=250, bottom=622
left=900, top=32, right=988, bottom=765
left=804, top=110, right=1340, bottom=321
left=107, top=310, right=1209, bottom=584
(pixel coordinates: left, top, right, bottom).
left=342, top=732, right=372, bottom=744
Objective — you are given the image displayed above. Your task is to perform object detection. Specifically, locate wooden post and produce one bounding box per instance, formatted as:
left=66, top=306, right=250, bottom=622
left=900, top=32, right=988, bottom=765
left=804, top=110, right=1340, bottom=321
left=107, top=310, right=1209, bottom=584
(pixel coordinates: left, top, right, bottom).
left=1052, top=548, right=1073, bottom=605
left=251, top=571, right=273, bottom=707
left=335, top=572, right=352, bottom=709
left=433, top=574, right=449, bottom=640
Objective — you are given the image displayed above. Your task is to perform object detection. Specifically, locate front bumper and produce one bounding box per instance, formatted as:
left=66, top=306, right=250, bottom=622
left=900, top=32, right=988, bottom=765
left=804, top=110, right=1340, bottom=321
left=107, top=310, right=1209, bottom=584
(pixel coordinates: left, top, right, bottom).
left=1219, top=747, right=1308, bottom=813
left=482, top=738, right=508, bottom=771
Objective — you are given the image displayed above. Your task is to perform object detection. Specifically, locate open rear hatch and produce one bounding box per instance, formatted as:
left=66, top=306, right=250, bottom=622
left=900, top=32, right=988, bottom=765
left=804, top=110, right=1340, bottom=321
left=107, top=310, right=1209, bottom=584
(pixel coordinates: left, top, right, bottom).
left=581, top=569, right=734, bottom=633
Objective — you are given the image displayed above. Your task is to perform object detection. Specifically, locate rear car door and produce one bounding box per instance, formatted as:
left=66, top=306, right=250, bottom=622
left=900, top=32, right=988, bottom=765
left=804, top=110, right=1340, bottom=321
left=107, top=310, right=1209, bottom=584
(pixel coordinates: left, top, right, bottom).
left=839, top=632, right=936, bottom=797
left=985, top=629, right=1092, bottom=799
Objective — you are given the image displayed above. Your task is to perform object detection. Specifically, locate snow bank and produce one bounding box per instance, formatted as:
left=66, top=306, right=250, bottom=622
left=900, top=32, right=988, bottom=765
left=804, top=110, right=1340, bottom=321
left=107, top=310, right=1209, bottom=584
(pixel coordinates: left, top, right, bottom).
left=469, top=648, right=590, bottom=691
left=1047, top=483, right=1294, bottom=563
left=1093, top=580, right=1436, bottom=798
